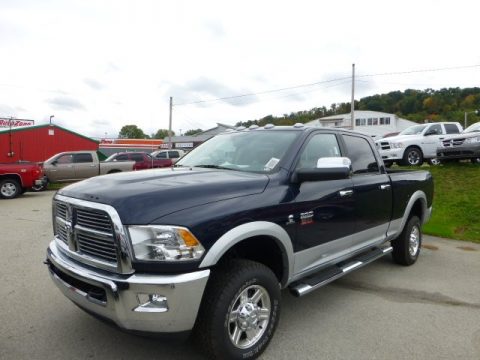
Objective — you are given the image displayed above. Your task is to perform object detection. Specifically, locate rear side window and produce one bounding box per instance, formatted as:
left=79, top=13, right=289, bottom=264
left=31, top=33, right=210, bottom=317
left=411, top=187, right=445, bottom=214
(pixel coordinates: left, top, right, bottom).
left=343, top=135, right=379, bottom=174
left=156, top=152, right=167, bottom=159
left=73, top=153, right=93, bottom=163
left=444, top=124, right=460, bottom=134
left=131, top=154, right=144, bottom=162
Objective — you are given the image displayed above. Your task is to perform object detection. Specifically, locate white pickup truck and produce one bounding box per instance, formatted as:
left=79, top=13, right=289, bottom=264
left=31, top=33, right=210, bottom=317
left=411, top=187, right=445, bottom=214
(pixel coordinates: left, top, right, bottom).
left=375, top=122, right=463, bottom=166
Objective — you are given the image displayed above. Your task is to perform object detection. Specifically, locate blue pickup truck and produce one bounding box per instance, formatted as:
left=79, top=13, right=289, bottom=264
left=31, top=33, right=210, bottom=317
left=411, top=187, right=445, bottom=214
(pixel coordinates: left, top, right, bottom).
left=46, top=125, right=433, bottom=359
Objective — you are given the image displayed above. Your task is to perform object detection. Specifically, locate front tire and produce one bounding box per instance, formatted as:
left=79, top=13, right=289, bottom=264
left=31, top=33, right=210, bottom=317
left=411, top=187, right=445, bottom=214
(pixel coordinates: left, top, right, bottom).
left=0, top=179, right=21, bottom=199
left=194, top=259, right=281, bottom=360
left=391, top=216, right=422, bottom=266
left=402, top=147, right=423, bottom=166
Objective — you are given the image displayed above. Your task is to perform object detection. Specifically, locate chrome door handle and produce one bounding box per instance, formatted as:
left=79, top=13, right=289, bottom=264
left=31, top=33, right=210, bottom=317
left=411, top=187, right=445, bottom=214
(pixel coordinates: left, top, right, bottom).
left=90, top=164, right=96, bottom=167
left=339, top=190, right=354, bottom=197
left=380, top=184, right=391, bottom=190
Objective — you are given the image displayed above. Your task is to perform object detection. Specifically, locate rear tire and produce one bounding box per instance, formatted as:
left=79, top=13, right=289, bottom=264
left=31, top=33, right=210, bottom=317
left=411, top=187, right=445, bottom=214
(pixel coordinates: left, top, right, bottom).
left=194, top=259, right=281, bottom=360
left=0, top=179, right=21, bottom=199
left=471, top=158, right=480, bottom=164
left=391, top=216, right=422, bottom=266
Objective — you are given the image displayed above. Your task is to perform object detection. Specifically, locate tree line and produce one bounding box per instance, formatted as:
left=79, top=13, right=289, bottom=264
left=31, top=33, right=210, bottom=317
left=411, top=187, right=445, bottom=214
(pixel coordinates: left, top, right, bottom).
left=235, top=87, right=480, bottom=128
left=118, top=126, right=203, bottom=139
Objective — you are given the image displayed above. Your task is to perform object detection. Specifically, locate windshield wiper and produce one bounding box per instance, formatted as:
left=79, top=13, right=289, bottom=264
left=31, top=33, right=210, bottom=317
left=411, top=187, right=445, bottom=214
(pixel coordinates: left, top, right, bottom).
left=194, top=164, right=233, bottom=170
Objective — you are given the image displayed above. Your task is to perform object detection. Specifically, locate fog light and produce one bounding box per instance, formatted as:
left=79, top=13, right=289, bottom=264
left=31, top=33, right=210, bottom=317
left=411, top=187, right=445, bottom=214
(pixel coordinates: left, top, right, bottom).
left=134, top=293, right=169, bottom=313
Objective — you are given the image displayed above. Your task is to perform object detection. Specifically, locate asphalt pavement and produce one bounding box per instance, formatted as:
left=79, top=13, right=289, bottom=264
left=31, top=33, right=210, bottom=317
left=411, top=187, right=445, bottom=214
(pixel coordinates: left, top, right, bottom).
left=1, top=191, right=479, bottom=359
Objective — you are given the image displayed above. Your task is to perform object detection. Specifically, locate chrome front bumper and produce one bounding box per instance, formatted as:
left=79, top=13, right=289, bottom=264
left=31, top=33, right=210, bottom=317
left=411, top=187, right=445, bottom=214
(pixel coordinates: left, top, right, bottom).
left=46, top=240, right=210, bottom=334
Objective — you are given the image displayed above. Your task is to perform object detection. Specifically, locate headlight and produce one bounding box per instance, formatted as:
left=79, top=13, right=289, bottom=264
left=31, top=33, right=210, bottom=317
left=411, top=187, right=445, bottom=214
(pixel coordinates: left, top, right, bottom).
left=128, top=225, right=205, bottom=262
left=391, top=142, right=404, bottom=148
left=465, top=136, right=480, bottom=144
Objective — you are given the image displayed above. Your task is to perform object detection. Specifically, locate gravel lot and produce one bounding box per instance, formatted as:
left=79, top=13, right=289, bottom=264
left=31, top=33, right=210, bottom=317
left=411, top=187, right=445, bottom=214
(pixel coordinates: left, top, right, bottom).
left=1, top=191, right=480, bottom=360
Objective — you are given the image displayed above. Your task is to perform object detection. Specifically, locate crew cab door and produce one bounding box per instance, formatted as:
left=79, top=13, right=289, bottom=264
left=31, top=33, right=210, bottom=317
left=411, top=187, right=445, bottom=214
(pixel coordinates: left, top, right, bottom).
left=73, top=153, right=98, bottom=179
left=421, top=124, right=445, bottom=158
left=47, top=153, right=75, bottom=181
left=291, top=132, right=356, bottom=274
left=342, top=134, right=392, bottom=249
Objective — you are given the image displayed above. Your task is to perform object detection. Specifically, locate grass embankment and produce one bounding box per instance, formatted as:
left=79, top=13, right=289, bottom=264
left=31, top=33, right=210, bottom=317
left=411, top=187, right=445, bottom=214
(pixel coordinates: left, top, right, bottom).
left=420, top=163, right=480, bottom=243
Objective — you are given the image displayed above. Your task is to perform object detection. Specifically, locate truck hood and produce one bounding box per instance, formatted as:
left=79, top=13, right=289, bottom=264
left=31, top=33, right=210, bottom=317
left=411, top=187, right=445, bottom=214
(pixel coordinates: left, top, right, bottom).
left=377, top=134, right=419, bottom=143
left=439, top=132, right=480, bottom=141
left=57, top=167, right=270, bottom=224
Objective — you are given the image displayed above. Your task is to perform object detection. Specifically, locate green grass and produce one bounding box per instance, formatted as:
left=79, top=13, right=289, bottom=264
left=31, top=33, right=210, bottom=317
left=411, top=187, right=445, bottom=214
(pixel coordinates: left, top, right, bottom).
left=47, top=182, right=73, bottom=191
left=415, top=163, right=480, bottom=243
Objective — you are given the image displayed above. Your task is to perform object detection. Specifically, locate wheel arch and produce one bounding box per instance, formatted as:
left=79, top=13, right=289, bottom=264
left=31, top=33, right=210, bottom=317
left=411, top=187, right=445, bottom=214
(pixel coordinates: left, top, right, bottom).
left=0, top=173, right=23, bottom=187
left=199, top=221, right=294, bottom=287
left=387, top=190, right=429, bottom=240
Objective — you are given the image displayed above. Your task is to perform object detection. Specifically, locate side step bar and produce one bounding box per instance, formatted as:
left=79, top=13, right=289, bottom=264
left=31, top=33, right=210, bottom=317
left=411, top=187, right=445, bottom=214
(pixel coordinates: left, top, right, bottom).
left=289, top=246, right=393, bottom=297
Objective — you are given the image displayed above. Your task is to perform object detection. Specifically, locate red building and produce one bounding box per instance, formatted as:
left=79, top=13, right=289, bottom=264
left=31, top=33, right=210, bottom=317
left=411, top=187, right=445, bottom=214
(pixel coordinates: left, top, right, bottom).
left=0, top=124, right=98, bottom=163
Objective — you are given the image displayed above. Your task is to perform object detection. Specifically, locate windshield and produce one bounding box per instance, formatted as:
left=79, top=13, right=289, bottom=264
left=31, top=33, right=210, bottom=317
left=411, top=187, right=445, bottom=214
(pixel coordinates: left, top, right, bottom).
left=464, top=122, right=480, bottom=133
left=177, top=130, right=300, bottom=173
left=399, top=125, right=427, bottom=135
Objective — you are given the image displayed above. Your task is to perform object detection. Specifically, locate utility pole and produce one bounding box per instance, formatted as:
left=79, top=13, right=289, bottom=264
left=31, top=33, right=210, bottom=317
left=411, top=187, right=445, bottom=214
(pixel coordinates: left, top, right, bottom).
left=168, top=97, right=173, bottom=149
left=351, top=63, right=355, bottom=130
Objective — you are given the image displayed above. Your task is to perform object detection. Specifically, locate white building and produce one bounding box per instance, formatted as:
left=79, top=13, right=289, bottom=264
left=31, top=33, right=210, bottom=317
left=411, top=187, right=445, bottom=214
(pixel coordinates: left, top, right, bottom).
left=306, top=110, right=417, bottom=138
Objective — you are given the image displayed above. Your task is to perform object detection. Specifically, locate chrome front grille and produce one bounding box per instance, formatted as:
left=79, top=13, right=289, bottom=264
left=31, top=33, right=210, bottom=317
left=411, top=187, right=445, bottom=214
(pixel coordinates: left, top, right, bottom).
left=442, top=138, right=465, bottom=147
left=54, top=200, right=118, bottom=265
left=379, top=141, right=391, bottom=150
left=76, top=208, right=113, bottom=233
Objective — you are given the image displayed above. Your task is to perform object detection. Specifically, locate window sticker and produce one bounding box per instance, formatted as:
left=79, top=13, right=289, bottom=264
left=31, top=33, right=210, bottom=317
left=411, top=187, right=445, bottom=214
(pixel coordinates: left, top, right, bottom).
left=264, top=157, right=280, bottom=171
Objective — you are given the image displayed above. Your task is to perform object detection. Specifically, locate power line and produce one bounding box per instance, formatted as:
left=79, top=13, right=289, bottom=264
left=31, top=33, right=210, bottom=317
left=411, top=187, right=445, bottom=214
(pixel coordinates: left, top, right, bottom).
left=173, top=76, right=352, bottom=106
left=173, top=64, right=480, bottom=107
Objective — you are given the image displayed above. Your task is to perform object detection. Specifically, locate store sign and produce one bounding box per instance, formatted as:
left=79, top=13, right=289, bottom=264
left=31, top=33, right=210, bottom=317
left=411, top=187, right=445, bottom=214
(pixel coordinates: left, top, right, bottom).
left=175, top=142, right=194, bottom=148
left=0, top=119, right=35, bottom=128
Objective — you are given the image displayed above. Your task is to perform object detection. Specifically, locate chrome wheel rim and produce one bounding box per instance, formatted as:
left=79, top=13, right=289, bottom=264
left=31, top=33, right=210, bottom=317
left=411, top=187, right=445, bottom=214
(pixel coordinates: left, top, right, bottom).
left=1, top=182, right=17, bottom=197
left=228, top=285, right=271, bottom=349
left=409, top=225, right=420, bottom=257
left=408, top=151, right=420, bottom=165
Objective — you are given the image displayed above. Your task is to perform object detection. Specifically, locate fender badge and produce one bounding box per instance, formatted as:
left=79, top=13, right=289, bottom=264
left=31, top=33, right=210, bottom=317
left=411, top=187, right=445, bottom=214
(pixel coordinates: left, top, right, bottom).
left=286, top=215, right=295, bottom=225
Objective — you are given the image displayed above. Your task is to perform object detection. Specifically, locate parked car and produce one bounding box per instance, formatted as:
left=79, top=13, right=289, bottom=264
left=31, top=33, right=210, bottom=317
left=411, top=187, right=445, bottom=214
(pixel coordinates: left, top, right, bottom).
left=0, top=162, right=46, bottom=199
left=150, top=149, right=185, bottom=164
left=105, top=152, right=172, bottom=170
left=375, top=122, right=463, bottom=166
left=46, top=125, right=433, bottom=359
left=436, top=122, right=480, bottom=163
left=41, top=150, right=135, bottom=185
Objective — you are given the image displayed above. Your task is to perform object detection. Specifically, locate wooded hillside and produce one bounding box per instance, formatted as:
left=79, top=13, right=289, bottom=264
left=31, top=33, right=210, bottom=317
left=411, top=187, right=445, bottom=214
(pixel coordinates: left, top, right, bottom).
left=236, top=87, right=480, bottom=128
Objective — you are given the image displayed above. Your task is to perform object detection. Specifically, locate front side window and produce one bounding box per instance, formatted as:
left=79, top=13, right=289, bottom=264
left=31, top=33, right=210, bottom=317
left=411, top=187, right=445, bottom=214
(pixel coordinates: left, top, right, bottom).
left=177, top=130, right=300, bottom=173
left=343, top=135, right=379, bottom=174
left=169, top=151, right=180, bottom=158
left=426, top=124, right=443, bottom=135
left=297, top=133, right=341, bottom=169
left=56, top=154, right=73, bottom=164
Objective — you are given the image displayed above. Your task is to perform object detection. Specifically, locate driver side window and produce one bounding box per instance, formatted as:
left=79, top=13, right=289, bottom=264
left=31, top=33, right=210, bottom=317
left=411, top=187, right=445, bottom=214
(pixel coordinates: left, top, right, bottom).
left=297, top=134, right=341, bottom=169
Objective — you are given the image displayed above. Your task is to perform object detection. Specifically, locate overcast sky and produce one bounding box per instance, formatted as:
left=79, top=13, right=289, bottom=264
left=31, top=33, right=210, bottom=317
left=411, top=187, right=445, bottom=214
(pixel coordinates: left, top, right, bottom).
left=1, top=0, right=479, bottom=139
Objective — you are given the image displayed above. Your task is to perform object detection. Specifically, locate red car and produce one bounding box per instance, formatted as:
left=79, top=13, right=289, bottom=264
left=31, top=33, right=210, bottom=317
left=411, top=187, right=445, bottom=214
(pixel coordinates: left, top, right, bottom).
left=105, top=152, right=172, bottom=170
left=0, top=162, right=46, bottom=199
